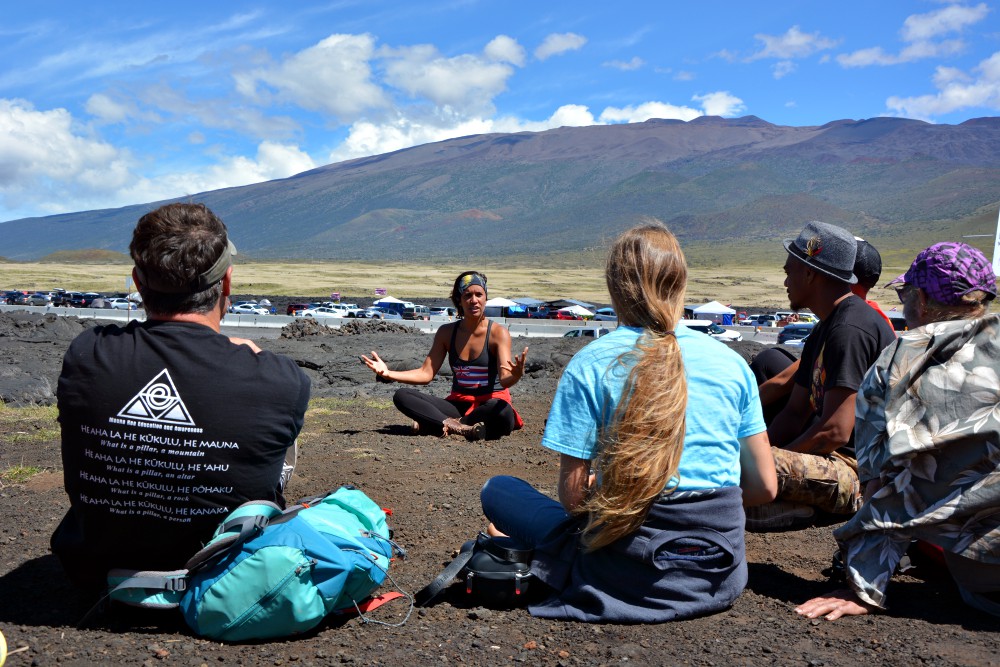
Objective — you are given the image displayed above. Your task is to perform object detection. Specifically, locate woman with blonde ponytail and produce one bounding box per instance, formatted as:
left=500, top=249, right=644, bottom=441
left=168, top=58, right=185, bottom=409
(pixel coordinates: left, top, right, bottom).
left=480, top=222, right=777, bottom=622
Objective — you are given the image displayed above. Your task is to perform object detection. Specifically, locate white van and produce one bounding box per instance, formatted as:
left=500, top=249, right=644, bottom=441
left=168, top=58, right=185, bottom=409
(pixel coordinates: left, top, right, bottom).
left=678, top=319, right=743, bottom=342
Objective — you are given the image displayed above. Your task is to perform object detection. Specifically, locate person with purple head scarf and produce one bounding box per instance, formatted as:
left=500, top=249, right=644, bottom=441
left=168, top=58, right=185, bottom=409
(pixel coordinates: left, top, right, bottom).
left=797, top=242, right=1000, bottom=621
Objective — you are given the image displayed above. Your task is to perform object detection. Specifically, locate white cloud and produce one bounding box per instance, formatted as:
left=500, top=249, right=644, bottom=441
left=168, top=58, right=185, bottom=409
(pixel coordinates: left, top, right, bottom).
left=328, top=104, right=597, bottom=163
left=599, top=101, right=702, bottom=123
left=603, top=57, right=645, bottom=71
left=534, top=33, right=587, bottom=61
left=117, top=141, right=317, bottom=209
left=500, top=104, right=595, bottom=131
left=901, top=3, right=989, bottom=42
left=838, top=3, right=988, bottom=68
left=329, top=115, right=494, bottom=163
left=484, top=35, right=525, bottom=67
left=693, top=91, right=746, bottom=117
left=886, top=50, right=1000, bottom=118
left=838, top=39, right=964, bottom=67
left=381, top=44, right=516, bottom=114
left=749, top=26, right=838, bottom=61
left=773, top=60, right=796, bottom=79
left=0, top=98, right=134, bottom=217
left=0, top=96, right=316, bottom=220
left=673, top=70, right=695, bottom=81
left=326, top=90, right=749, bottom=165
left=237, top=33, right=388, bottom=121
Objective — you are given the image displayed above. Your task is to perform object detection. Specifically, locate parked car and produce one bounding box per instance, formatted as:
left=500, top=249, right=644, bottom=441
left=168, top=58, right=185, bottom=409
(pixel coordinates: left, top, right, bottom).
left=593, top=307, right=617, bottom=321
left=27, top=292, right=52, bottom=306
left=54, top=291, right=87, bottom=307
left=402, top=305, right=430, bottom=320
left=777, top=322, right=816, bottom=345
left=78, top=292, right=103, bottom=307
left=320, top=303, right=366, bottom=317
left=300, top=306, right=344, bottom=318
left=364, top=306, right=403, bottom=320
left=783, top=335, right=809, bottom=348
left=547, top=310, right=582, bottom=321
left=286, top=303, right=310, bottom=316
left=107, top=297, right=133, bottom=310
left=563, top=328, right=610, bottom=338
left=740, top=314, right=778, bottom=327
left=679, top=319, right=743, bottom=342
left=230, top=303, right=270, bottom=315
left=429, top=306, right=458, bottom=318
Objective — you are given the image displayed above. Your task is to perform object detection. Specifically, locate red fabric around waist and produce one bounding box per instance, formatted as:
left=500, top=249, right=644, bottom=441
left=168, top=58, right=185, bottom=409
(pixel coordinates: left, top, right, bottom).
left=445, top=388, right=524, bottom=429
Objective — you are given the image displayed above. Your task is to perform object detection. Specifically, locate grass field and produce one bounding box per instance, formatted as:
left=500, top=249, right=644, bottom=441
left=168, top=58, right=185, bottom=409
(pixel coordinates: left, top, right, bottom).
left=0, top=244, right=919, bottom=310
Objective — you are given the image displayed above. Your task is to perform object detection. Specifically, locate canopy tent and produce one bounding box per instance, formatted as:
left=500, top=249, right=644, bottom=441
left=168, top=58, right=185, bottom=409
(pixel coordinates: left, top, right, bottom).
left=513, top=297, right=545, bottom=306
left=485, top=297, right=519, bottom=307
left=547, top=298, right=597, bottom=310
left=374, top=296, right=406, bottom=304
left=692, top=300, right=736, bottom=325
left=559, top=304, right=594, bottom=317
left=692, top=300, right=735, bottom=315
left=484, top=296, right=521, bottom=318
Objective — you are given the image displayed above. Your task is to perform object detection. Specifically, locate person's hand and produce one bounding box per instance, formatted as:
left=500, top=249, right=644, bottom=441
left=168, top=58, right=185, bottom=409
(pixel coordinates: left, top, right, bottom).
left=360, top=350, right=389, bottom=378
left=228, top=336, right=262, bottom=354
left=505, top=346, right=528, bottom=381
left=795, top=589, right=876, bottom=621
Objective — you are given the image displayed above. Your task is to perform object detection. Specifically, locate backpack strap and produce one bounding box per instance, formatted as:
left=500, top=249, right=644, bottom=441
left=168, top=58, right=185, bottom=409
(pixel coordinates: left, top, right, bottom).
left=185, top=500, right=284, bottom=572
left=106, top=568, right=190, bottom=609
left=478, top=534, right=533, bottom=563
left=414, top=545, right=477, bottom=607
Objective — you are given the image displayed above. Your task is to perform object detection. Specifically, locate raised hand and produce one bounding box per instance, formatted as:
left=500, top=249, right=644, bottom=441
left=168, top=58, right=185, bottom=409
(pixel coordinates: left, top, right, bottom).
left=505, top=346, right=529, bottom=381
left=360, top=350, right=389, bottom=377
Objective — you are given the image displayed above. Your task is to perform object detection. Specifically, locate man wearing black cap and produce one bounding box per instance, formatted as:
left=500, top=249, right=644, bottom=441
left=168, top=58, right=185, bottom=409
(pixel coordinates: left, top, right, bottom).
left=746, top=222, right=895, bottom=531
left=51, top=203, right=311, bottom=592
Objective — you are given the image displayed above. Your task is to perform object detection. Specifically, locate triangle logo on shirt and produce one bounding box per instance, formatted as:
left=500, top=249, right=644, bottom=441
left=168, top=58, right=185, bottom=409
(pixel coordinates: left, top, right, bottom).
left=117, top=369, right=197, bottom=427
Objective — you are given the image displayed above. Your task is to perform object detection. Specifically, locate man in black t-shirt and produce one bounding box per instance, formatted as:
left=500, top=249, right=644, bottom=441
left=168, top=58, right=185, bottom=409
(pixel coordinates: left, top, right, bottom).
left=52, top=203, right=311, bottom=591
left=746, top=222, right=895, bottom=531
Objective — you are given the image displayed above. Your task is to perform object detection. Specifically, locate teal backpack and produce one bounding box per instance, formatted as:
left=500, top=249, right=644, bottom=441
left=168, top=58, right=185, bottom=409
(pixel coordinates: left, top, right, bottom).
left=107, top=486, right=409, bottom=641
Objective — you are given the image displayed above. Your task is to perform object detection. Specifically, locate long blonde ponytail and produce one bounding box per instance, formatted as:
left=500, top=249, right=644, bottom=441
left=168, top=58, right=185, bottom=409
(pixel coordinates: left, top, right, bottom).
left=577, top=222, right=688, bottom=551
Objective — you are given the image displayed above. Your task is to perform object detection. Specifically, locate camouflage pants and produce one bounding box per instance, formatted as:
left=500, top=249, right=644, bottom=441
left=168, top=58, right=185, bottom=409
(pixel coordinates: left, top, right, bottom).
left=771, top=447, right=861, bottom=514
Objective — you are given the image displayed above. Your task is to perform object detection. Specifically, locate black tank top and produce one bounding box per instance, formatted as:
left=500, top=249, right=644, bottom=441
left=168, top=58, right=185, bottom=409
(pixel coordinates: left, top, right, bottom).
left=449, top=321, right=501, bottom=395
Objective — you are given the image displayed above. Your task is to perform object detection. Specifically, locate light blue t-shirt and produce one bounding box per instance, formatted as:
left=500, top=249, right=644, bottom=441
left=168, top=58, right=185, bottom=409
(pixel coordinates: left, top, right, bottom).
left=541, top=325, right=765, bottom=491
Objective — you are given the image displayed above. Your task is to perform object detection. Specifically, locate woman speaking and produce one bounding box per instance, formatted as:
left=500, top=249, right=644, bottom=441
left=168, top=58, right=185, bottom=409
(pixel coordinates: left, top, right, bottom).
left=362, top=271, right=527, bottom=441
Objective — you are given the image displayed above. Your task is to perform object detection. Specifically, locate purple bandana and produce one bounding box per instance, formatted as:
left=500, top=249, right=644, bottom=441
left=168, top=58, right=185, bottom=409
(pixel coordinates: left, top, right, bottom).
left=888, top=242, right=996, bottom=305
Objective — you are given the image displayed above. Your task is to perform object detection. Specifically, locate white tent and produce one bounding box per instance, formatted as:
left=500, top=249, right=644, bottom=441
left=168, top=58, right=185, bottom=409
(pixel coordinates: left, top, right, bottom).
left=692, top=300, right=735, bottom=315
left=559, top=304, right=594, bottom=317
left=485, top=297, right=519, bottom=307
left=375, top=295, right=406, bottom=304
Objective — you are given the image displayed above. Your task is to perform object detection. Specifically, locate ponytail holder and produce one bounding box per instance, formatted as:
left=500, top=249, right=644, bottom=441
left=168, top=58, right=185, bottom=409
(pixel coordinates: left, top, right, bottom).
left=663, top=330, right=676, bottom=337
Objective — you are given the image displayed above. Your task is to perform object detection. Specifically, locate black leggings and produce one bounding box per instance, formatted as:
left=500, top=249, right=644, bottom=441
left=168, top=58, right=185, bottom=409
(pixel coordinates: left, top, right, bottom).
left=392, top=387, right=517, bottom=440
left=749, top=347, right=798, bottom=425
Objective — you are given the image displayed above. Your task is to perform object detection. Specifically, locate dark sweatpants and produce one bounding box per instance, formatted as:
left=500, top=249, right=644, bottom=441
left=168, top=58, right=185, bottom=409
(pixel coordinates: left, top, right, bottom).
left=392, top=386, right=516, bottom=440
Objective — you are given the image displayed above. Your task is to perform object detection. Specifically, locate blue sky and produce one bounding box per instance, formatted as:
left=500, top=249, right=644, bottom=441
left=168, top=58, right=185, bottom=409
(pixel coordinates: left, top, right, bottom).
left=2, top=1, right=999, bottom=222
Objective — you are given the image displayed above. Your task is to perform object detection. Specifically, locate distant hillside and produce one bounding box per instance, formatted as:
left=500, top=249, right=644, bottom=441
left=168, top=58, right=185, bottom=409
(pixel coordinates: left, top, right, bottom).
left=2, top=115, right=1000, bottom=260
left=38, top=249, right=132, bottom=264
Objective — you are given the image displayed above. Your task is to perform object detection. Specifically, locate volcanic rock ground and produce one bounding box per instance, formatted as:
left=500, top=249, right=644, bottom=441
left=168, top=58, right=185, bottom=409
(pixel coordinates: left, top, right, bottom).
left=0, top=311, right=996, bottom=667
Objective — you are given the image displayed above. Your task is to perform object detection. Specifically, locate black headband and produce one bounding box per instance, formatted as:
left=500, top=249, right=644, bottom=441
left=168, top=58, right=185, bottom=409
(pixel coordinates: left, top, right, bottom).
left=135, top=238, right=237, bottom=294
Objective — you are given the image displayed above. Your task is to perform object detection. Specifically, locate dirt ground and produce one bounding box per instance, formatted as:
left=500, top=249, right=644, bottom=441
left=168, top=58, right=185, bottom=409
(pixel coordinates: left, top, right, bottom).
left=0, top=311, right=997, bottom=667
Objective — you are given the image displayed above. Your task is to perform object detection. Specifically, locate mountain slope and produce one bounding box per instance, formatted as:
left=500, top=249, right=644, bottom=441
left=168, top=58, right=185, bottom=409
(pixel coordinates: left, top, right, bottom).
left=3, top=115, right=1000, bottom=260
